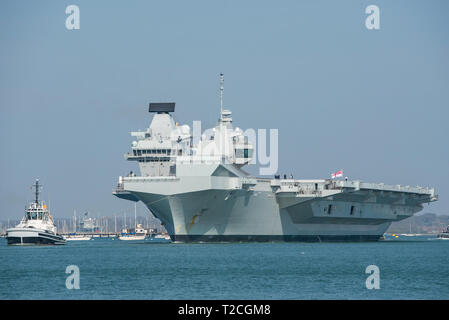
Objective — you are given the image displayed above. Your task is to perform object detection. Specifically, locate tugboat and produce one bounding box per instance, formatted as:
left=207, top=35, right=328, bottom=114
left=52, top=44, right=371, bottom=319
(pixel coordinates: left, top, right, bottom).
left=437, top=225, right=449, bottom=239
left=6, top=180, right=66, bottom=245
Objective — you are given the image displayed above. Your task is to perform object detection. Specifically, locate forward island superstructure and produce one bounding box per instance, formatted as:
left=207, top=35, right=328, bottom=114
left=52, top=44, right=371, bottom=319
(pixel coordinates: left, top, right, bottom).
left=114, top=75, right=437, bottom=242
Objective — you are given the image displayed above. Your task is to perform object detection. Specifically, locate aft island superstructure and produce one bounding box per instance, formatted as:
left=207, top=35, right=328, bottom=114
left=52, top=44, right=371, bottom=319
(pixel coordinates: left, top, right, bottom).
left=113, top=75, right=437, bottom=242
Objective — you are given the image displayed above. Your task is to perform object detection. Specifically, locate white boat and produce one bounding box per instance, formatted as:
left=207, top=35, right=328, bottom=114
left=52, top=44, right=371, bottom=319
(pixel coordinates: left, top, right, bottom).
left=154, top=233, right=171, bottom=241
left=118, top=224, right=147, bottom=240
left=64, top=234, right=93, bottom=241
left=6, top=180, right=66, bottom=245
left=437, top=225, right=449, bottom=239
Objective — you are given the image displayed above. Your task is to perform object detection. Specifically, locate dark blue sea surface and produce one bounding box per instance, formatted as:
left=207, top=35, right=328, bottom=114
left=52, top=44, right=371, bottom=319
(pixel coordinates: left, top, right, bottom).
left=1, top=236, right=448, bottom=299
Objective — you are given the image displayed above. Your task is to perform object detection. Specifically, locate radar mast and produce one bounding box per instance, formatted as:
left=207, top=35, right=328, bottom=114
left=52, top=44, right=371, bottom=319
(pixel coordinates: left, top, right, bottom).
left=32, top=179, right=42, bottom=204
left=220, top=73, right=224, bottom=121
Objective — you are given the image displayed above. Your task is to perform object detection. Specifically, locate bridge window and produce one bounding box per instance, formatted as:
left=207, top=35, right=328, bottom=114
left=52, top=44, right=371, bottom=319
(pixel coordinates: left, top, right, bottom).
left=327, top=204, right=333, bottom=215
left=350, top=205, right=355, bottom=216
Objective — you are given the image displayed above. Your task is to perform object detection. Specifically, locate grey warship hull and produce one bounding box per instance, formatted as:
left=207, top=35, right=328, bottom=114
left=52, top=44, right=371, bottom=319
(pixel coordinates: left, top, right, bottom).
left=115, top=168, right=436, bottom=242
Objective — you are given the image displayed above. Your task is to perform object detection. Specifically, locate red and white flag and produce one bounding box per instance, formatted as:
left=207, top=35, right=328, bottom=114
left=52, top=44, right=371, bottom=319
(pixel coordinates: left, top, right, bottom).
left=331, top=170, right=343, bottom=179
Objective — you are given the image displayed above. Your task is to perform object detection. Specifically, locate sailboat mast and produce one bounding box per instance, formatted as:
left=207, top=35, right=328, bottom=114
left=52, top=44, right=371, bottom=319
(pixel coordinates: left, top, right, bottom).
left=134, top=202, right=137, bottom=230
left=73, top=210, right=77, bottom=233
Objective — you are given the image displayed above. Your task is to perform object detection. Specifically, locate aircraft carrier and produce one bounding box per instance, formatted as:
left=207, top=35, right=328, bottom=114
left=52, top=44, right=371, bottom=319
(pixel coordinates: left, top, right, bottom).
left=113, top=75, right=438, bottom=242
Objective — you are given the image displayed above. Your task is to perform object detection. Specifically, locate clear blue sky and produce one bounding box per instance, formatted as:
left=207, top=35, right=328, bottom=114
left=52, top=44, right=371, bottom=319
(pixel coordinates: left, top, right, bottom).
left=1, top=0, right=448, bottom=219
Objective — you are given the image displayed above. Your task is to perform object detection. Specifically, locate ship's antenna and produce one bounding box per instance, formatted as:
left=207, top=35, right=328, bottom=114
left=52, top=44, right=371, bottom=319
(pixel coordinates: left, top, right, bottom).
left=219, top=73, right=224, bottom=121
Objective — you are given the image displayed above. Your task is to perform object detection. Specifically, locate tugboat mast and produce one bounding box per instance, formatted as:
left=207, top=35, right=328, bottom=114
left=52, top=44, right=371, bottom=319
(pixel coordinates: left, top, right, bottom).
left=33, top=179, right=41, bottom=204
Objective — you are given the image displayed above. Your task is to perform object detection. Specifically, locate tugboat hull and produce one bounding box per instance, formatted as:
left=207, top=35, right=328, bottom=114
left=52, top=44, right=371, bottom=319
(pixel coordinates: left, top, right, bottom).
left=6, top=228, right=66, bottom=245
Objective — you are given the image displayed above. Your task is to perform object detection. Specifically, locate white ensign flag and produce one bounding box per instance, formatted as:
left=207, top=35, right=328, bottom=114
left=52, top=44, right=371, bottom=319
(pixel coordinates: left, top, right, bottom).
left=331, top=170, right=343, bottom=179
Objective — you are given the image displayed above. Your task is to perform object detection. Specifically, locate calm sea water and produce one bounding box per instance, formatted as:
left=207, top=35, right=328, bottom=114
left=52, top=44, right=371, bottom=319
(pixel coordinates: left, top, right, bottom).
left=0, top=236, right=448, bottom=300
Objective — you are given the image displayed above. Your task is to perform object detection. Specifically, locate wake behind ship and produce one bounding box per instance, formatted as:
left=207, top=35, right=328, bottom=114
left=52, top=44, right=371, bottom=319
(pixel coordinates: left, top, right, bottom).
left=113, top=75, right=438, bottom=242
left=6, top=180, right=66, bottom=245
